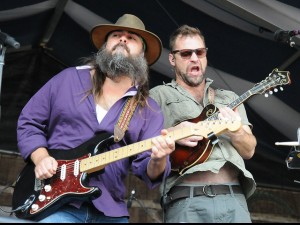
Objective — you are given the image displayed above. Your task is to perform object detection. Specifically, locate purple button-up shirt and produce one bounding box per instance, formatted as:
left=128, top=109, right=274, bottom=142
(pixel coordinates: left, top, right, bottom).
left=17, top=66, right=171, bottom=217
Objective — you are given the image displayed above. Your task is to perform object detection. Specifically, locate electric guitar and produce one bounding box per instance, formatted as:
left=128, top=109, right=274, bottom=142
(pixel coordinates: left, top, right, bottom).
left=11, top=119, right=241, bottom=221
left=171, top=68, right=291, bottom=175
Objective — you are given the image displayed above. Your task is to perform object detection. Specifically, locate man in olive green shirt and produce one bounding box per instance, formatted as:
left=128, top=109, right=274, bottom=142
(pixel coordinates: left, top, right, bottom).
left=150, top=25, right=257, bottom=223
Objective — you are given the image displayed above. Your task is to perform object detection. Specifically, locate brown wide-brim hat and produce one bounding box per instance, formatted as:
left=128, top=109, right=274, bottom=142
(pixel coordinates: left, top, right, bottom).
left=90, top=14, right=162, bottom=66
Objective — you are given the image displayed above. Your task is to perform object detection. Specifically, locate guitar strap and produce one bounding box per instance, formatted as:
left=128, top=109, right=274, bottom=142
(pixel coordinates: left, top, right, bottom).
left=114, top=97, right=138, bottom=142
left=208, top=86, right=215, bottom=104
left=114, top=87, right=214, bottom=142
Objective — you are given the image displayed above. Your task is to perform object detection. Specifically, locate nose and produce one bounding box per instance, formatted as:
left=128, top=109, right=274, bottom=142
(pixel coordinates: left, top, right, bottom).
left=119, top=34, right=127, bottom=43
left=190, top=51, right=199, bottom=61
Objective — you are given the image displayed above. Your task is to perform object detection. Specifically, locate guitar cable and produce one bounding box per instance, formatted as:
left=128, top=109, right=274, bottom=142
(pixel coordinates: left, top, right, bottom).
left=0, top=180, right=31, bottom=215
left=161, top=173, right=168, bottom=223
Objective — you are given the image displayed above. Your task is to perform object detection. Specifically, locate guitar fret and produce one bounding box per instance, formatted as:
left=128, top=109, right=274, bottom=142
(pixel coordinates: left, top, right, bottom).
left=227, top=91, right=251, bottom=109
left=127, top=145, right=134, bottom=156
left=172, top=127, right=193, bottom=140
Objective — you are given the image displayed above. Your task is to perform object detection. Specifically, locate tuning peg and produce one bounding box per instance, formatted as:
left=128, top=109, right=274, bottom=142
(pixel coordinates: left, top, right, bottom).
left=264, top=93, right=269, bottom=97
left=274, top=88, right=278, bottom=92
left=280, top=86, right=284, bottom=91
left=269, top=90, right=273, bottom=95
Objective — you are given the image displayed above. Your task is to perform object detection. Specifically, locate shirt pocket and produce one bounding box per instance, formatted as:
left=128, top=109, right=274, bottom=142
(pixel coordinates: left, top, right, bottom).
left=165, top=97, right=200, bottom=127
left=214, top=89, right=236, bottom=108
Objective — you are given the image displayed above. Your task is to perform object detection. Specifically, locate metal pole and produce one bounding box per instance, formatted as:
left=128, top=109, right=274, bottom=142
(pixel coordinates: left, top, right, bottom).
left=0, top=45, right=7, bottom=121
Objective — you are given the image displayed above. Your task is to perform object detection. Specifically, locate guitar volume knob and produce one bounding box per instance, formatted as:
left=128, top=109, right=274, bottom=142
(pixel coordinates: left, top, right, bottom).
left=31, top=204, right=39, bottom=212
left=38, top=194, right=46, bottom=202
left=44, top=185, right=52, bottom=192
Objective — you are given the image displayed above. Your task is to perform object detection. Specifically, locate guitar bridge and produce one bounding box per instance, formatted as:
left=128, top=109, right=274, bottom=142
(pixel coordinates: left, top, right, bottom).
left=207, top=132, right=219, bottom=145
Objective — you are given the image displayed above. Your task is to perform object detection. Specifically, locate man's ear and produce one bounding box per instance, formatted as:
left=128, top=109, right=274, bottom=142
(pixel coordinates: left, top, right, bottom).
left=169, top=54, right=175, bottom=65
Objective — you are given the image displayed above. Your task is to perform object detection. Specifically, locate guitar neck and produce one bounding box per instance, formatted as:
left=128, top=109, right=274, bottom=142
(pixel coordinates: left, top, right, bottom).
left=207, top=68, right=291, bottom=121
left=80, top=126, right=197, bottom=173
left=227, top=89, right=254, bottom=109
left=208, top=88, right=256, bottom=121
left=79, top=119, right=241, bottom=174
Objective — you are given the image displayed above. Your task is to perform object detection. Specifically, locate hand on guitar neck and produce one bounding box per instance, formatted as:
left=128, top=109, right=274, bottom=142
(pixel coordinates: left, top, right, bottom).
left=168, top=121, right=204, bottom=147
left=171, top=107, right=242, bottom=147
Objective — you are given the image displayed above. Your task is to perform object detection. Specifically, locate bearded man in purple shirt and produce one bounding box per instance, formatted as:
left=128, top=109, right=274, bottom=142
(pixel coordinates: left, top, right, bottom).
left=15, top=14, right=175, bottom=223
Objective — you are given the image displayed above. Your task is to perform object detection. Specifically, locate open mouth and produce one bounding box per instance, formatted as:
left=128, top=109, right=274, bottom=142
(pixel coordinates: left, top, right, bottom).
left=189, top=65, right=200, bottom=75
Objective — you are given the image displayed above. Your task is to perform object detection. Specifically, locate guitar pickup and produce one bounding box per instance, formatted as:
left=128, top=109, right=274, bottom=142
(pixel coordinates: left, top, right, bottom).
left=34, top=179, right=43, bottom=192
left=207, top=132, right=219, bottom=145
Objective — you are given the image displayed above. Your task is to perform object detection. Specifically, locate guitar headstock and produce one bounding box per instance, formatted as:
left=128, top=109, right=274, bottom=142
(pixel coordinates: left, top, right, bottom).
left=254, top=68, right=291, bottom=96
left=194, top=120, right=242, bottom=138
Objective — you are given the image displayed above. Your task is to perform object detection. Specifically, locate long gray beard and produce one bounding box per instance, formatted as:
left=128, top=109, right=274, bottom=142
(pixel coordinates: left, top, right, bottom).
left=95, top=45, right=148, bottom=84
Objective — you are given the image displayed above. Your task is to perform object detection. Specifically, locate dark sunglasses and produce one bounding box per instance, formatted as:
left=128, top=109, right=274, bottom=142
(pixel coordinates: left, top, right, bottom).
left=171, top=48, right=208, bottom=59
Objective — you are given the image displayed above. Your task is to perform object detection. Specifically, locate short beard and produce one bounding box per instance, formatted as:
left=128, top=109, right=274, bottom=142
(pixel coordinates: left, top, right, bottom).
left=177, top=71, right=205, bottom=87
left=95, top=44, right=148, bottom=85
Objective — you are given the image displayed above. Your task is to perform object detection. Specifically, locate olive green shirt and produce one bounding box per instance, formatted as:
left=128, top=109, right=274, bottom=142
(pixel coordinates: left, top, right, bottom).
left=149, top=78, right=256, bottom=199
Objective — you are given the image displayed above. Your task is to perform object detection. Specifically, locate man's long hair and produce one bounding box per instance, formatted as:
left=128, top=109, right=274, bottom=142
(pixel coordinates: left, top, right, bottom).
left=83, top=43, right=150, bottom=108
